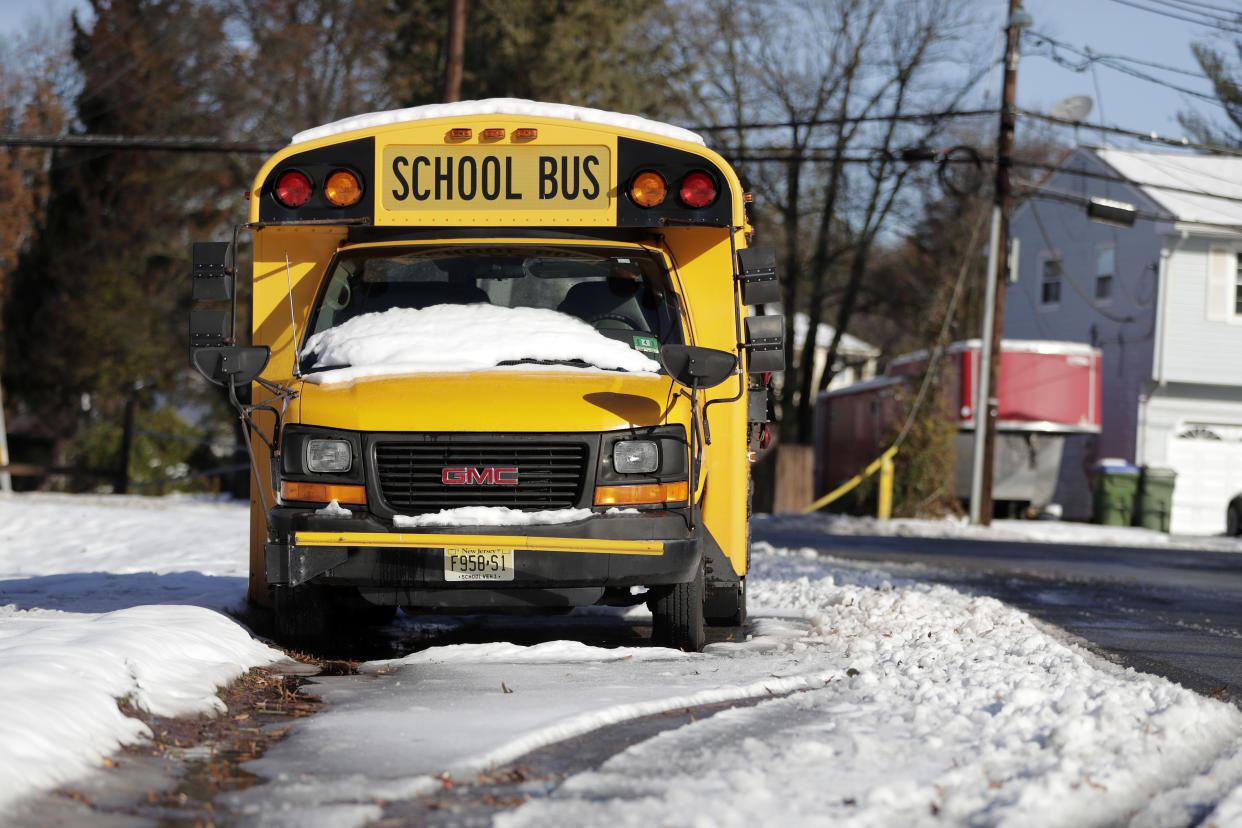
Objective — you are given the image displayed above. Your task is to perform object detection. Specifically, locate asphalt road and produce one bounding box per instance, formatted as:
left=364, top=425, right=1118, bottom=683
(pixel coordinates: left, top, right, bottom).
left=752, top=526, right=1242, bottom=707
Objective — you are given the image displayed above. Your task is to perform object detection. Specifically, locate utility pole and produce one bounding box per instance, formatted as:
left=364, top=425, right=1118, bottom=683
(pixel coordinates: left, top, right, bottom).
left=0, top=379, right=11, bottom=493
left=443, top=0, right=467, bottom=103
left=970, top=0, right=1030, bottom=525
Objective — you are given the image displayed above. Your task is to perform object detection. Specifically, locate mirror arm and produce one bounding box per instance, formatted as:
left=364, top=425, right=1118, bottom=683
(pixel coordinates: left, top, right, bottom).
left=679, top=386, right=701, bottom=532
left=227, top=380, right=274, bottom=537
left=230, top=224, right=241, bottom=345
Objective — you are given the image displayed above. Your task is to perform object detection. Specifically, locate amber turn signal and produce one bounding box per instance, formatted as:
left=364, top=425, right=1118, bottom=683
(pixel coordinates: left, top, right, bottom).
left=324, top=170, right=363, bottom=207
left=629, top=171, right=667, bottom=208
left=594, top=481, right=689, bottom=506
left=280, top=481, right=367, bottom=505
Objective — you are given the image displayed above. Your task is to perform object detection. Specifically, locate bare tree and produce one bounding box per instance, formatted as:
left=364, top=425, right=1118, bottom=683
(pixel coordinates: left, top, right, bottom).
left=669, top=0, right=993, bottom=443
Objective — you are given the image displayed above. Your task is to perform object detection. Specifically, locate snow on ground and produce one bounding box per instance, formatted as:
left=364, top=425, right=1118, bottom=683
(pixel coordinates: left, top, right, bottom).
left=0, top=493, right=282, bottom=811
left=762, top=510, right=1242, bottom=553
left=224, top=544, right=1242, bottom=828
left=5, top=492, right=1242, bottom=825
left=302, top=304, right=658, bottom=385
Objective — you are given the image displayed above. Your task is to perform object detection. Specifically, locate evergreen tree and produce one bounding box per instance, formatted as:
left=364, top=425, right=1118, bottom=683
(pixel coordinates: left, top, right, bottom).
left=387, top=0, right=677, bottom=115
left=1179, top=38, right=1242, bottom=148
left=3, top=0, right=244, bottom=476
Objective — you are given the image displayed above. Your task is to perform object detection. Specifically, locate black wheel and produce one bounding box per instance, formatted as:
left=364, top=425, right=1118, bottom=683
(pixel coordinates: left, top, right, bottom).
left=651, top=563, right=705, bottom=652
left=274, top=583, right=334, bottom=648
left=1228, top=503, right=1242, bottom=536
left=705, top=577, right=747, bottom=627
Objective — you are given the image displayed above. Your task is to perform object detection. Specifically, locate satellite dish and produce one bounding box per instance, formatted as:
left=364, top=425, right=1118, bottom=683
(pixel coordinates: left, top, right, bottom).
left=1051, top=95, right=1094, bottom=122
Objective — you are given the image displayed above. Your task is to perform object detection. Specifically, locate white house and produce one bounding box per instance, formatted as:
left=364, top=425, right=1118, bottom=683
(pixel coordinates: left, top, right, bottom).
left=1006, top=146, right=1242, bottom=533
left=789, top=310, right=881, bottom=391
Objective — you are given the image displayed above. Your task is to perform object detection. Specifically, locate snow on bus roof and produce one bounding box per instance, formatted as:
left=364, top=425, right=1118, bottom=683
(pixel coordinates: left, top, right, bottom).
left=291, top=98, right=706, bottom=147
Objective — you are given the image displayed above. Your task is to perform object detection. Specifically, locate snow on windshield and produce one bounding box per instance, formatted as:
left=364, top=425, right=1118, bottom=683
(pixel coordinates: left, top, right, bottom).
left=300, top=304, right=659, bottom=385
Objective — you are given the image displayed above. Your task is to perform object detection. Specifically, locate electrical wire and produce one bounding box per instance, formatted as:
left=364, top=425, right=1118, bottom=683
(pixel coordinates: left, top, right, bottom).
left=1026, top=31, right=1209, bottom=79
left=1017, top=109, right=1242, bottom=155
left=1100, top=0, right=1242, bottom=32
left=1016, top=176, right=1242, bottom=231
left=0, top=133, right=283, bottom=153
left=690, top=109, right=998, bottom=133
left=1024, top=31, right=1225, bottom=107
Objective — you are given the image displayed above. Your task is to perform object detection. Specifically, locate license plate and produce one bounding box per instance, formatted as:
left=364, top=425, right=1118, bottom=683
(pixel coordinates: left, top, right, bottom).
left=380, top=145, right=611, bottom=212
left=444, top=547, right=514, bottom=581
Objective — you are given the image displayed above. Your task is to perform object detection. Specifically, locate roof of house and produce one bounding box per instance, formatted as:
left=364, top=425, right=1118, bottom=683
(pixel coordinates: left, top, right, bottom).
left=1093, top=147, right=1242, bottom=227
left=790, top=312, right=880, bottom=357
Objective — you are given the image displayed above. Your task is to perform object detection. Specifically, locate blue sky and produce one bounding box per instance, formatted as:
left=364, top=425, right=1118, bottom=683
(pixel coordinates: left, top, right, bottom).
left=1006, top=0, right=1227, bottom=144
left=0, top=0, right=1231, bottom=145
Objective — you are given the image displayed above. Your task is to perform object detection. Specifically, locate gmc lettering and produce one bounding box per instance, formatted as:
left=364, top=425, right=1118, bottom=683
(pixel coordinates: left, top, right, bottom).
left=441, top=467, right=519, bottom=485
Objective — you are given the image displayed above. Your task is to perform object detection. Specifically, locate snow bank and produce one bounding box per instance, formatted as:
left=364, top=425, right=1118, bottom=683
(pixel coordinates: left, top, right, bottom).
left=0, top=494, right=281, bottom=812
left=302, top=305, right=658, bottom=385
left=0, top=604, right=281, bottom=810
left=291, top=98, right=705, bottom=147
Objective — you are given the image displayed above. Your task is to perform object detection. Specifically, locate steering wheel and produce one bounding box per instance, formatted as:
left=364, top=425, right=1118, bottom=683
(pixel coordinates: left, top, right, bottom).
left=588, top=313, right=641, bottom=330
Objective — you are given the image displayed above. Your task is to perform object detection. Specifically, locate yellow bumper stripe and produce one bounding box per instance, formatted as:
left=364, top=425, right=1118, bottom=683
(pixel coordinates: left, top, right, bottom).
left=292, top=531, right=664, bottom=556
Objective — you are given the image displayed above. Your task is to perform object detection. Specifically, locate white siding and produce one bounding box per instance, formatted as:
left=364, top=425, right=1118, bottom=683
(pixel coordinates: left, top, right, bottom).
left=1140, top=388, right=1242, bottom=534
left=1159, top=239, right=1242, bottom=384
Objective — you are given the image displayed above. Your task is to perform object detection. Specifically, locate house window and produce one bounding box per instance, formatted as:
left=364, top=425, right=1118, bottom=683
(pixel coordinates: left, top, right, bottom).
left=1235, top=253, right=1242, bottom=316
left=1041, top=258, right=1062, bottom=305
left=1095, top=247, right=1114, bottom=300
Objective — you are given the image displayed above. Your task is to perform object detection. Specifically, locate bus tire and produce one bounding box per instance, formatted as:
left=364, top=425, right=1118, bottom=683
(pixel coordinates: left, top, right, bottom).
left=651, top=563, right=705, bottom=652
left=274, top=583, right=334, bottom=649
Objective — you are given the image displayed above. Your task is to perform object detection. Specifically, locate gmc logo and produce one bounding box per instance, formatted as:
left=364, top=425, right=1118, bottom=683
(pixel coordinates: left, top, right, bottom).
left=441, top=467, right=519, bottom=485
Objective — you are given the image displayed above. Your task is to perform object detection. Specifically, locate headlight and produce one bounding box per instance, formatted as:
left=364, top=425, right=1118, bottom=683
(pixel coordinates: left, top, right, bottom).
left=305, top=439, right=352, bottom=473
left=613, top=440, right=659, bottom=474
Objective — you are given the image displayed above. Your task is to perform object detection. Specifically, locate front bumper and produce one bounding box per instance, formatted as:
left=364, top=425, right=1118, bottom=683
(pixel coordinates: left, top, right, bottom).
left=264, top=508, right=700, bottom=609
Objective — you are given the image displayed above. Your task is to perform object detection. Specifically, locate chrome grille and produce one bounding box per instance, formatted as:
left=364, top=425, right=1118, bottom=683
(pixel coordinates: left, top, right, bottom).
left=374, top=440, right=589, bottom=513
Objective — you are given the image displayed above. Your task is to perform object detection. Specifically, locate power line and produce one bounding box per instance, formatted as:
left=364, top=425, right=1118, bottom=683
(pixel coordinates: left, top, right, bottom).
left=1026, top=30, right=1207, bottom=80
left=1100, top=0, right=1242, bottom=31
left=1018, top=108, right=1242, bottom=155
left=1016, top=178, right=1242, bottom=231
left=689, top=109, right=998, bottom=133
left=1011, top=157, right=1242, bottom=205
left=0, top=133, right=284, bottom=153
left=1025, top=31, right=1223, bottom=108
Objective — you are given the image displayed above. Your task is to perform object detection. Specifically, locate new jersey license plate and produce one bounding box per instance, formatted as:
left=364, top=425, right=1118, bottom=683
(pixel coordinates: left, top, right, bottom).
left=444, top=547, right=514, bottom=581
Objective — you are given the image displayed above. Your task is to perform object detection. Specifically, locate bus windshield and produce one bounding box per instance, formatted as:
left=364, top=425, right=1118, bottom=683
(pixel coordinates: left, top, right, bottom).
left=303, top=243, right=684, bottom=372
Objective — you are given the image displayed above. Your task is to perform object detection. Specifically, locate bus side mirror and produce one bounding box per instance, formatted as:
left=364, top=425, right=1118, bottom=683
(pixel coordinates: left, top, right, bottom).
left=192, top=241, right=233, bottom=301
left=189, top=306, right=270, bottom=386
left=744, top=315, right=785, bottom=374
left=660, top=345, right=737, bottom=390
left=736, top=246, right=781, bottom=306
left=191, top=345, right=271, bottom=387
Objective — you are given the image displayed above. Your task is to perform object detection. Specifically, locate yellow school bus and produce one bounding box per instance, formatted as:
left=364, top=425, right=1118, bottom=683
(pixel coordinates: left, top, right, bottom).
left=189, top=100, right=783, bottom=651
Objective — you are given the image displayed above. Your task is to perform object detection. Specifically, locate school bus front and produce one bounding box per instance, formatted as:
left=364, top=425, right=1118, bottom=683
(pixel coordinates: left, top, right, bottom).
left=188, top=102, right=784, bottom=652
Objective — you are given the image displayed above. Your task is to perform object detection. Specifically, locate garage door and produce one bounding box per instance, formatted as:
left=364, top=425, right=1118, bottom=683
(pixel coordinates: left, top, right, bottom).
left=1166, top=423, right=1242, bottom=534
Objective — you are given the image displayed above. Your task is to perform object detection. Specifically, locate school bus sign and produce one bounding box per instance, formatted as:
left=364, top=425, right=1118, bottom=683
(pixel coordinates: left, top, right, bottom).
left=381, top=145, right=611, bottom=213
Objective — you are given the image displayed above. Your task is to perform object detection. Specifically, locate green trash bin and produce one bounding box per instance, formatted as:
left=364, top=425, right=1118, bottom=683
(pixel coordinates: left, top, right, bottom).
left=1092, top=460, right=1140, bottom=526
left=1135, top=466, right=1177, bottom=532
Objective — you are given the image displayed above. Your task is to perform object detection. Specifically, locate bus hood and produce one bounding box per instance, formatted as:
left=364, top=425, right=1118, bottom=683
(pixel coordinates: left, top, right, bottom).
left=294, top=369, right=679, bottom=432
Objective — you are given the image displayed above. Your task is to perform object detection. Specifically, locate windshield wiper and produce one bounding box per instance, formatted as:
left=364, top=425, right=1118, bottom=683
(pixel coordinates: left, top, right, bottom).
left=496, top=358, right=616, bottom=370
